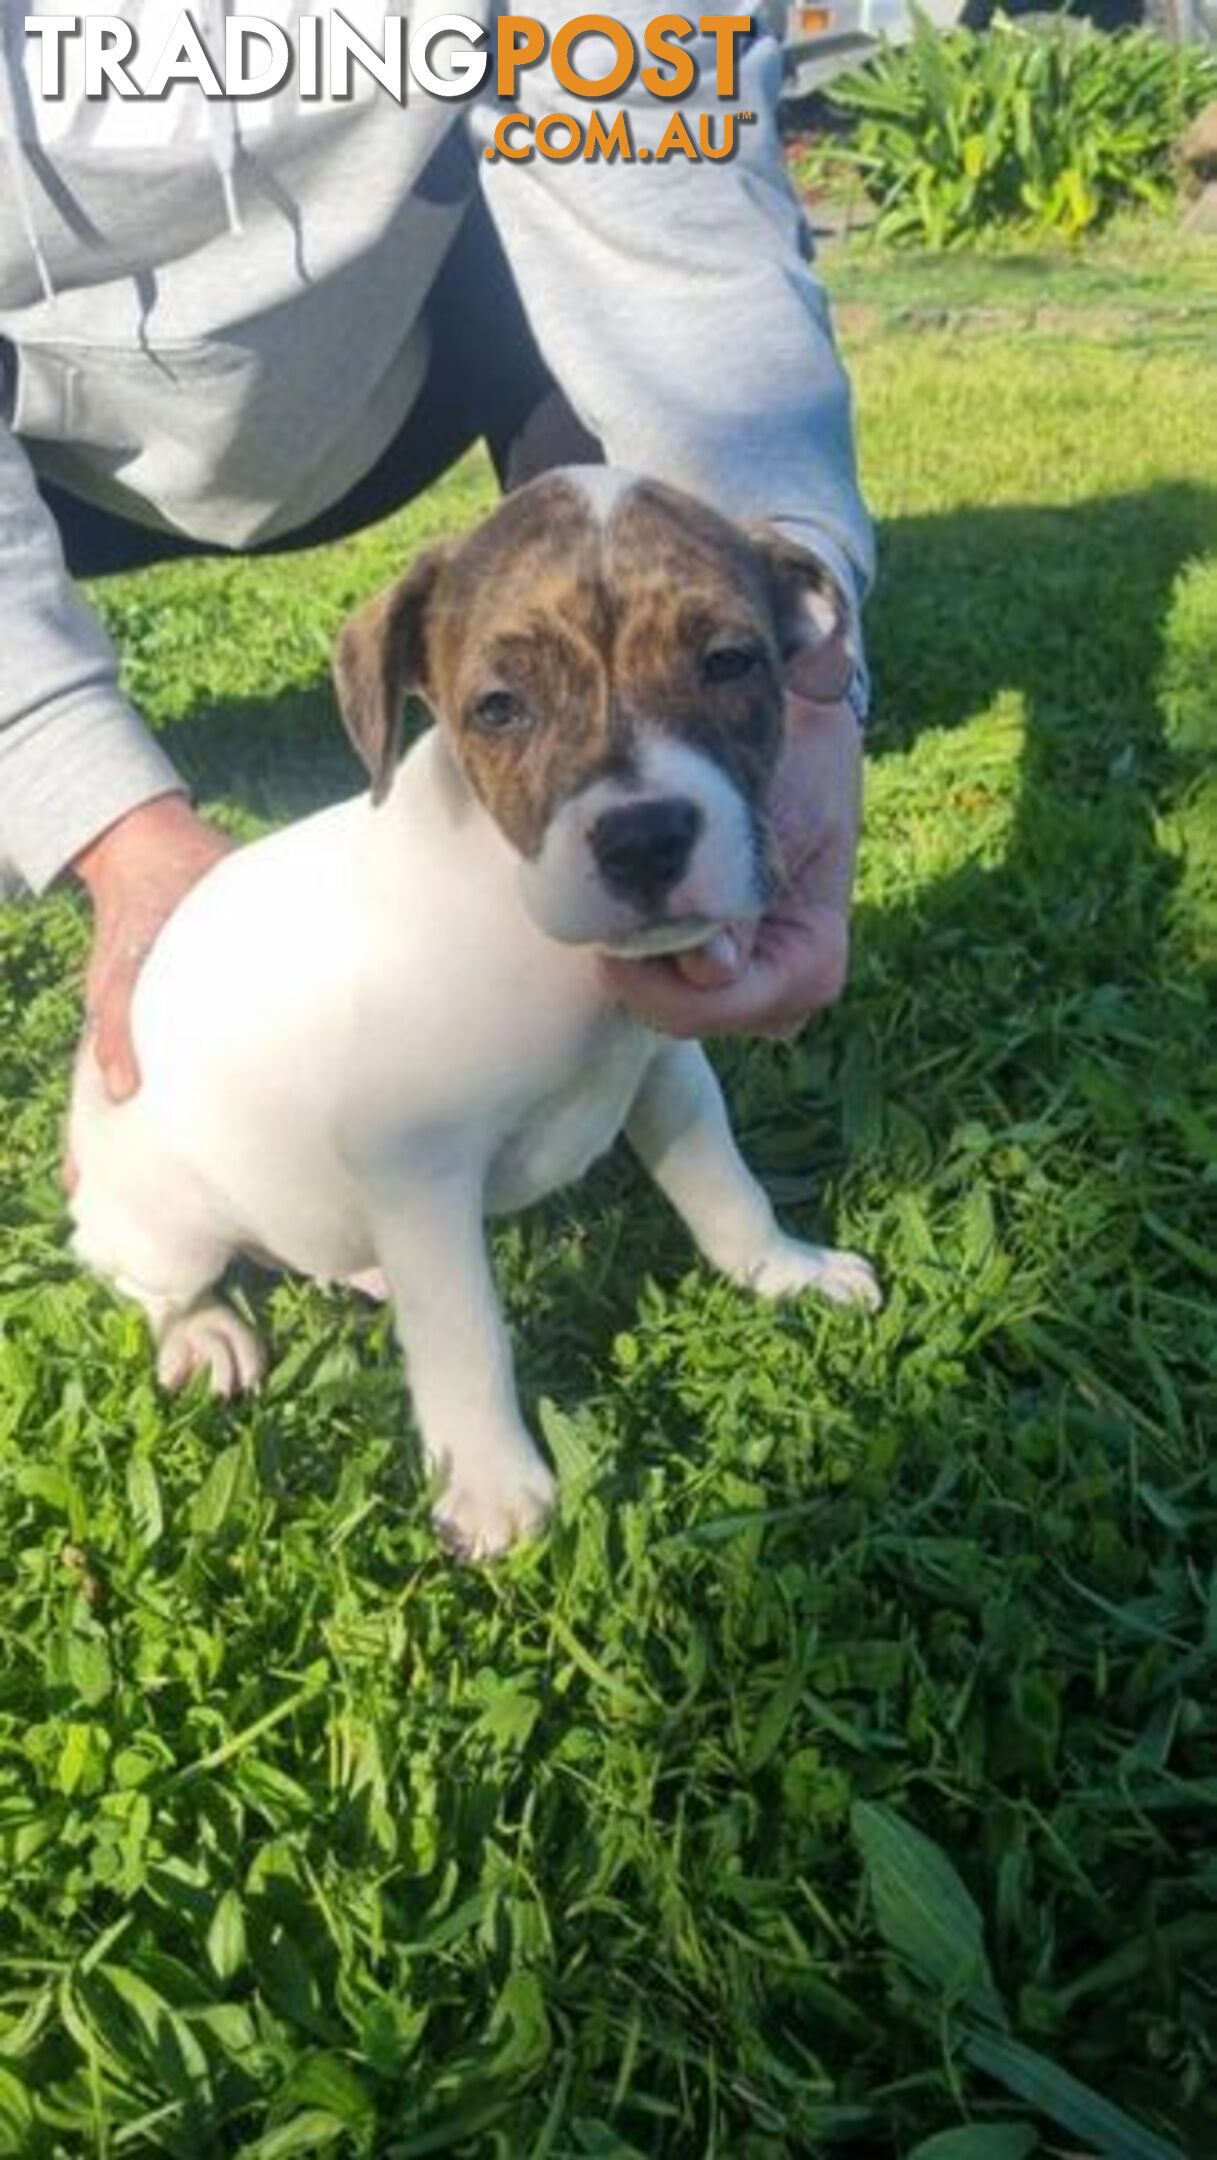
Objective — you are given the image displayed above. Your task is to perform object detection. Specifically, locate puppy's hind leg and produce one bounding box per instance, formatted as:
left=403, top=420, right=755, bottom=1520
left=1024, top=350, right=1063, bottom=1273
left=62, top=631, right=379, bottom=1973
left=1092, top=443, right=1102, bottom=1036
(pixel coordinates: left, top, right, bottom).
left=78, top=1233, right=267, bottom=1401
left=69, top=1095, right=265, bottom=1398
left=145, top=1291, right=266, bottom=1400
left=626, top=1041, right=881, bottom=1311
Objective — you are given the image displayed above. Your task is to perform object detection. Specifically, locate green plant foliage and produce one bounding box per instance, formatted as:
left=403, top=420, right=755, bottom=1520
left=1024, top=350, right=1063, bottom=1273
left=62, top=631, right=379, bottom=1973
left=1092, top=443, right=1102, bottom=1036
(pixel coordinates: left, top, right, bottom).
left=823, top=11, right=1217, bottom=246
left=1, top=234, right=1216, bottom=2151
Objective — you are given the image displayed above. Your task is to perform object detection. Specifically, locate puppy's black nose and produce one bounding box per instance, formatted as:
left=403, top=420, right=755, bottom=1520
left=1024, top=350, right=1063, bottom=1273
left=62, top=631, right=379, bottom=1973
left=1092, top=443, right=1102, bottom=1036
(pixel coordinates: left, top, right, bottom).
left=591, top=797, right=702, bottom=902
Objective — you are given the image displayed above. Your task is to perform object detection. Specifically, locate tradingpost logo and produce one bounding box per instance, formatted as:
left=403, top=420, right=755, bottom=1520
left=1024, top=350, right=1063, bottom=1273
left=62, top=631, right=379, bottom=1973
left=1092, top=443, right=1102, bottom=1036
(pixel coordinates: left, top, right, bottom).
left=20, top=12, right=759, bottom=164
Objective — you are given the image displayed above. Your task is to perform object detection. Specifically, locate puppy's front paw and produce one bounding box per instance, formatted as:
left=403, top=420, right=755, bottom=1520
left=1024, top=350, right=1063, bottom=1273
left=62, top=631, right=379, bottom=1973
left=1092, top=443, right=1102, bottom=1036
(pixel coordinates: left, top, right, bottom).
left=157, top=1302, right=266, bottom=1398
left=431, top=1444, right=557, bottom=1562
left=746, top=1235, right=882, bottom=1312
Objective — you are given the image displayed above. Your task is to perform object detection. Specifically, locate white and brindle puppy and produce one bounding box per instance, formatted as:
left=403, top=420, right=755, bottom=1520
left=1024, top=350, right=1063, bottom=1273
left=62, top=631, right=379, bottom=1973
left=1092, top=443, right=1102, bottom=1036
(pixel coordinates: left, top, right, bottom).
left=68, top=471, right=880, bottom=1558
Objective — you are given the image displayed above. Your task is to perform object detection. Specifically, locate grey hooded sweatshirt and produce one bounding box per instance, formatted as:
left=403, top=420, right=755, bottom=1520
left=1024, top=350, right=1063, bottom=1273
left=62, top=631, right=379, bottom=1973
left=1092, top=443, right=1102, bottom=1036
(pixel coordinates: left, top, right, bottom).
left=0, top=0, right=873, bottom=894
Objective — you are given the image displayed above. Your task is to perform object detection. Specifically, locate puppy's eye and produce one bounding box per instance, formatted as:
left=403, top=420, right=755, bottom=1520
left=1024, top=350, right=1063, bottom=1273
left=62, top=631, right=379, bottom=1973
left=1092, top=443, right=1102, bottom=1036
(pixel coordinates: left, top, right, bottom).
left=469, top=690, right=530, bottom=736
left=702, top=643, right=763, bottom=686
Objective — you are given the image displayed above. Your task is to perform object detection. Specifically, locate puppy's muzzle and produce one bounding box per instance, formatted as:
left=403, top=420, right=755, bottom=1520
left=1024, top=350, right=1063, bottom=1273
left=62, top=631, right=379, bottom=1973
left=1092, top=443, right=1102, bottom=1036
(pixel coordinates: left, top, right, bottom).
left=590, top=797, right=703, bottom=906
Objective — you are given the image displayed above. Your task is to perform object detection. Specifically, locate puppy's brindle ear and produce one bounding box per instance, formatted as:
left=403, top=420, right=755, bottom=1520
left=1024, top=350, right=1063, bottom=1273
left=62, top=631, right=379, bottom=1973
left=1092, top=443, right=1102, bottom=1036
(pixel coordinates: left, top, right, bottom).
left=747, top=527, right=855, bottom=704
left=332, top=546, right=451, bottom=805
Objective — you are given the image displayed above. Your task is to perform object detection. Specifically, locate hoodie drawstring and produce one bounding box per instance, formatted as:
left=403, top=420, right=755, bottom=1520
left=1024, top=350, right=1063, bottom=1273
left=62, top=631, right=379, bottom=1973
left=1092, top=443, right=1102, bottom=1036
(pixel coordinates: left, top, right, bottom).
left=0, top=0, right=244, bottom=303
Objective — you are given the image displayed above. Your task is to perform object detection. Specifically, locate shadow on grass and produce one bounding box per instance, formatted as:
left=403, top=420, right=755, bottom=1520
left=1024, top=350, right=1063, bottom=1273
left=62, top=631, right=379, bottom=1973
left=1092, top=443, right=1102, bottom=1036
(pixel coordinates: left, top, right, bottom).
left=858, top=480, right=1217, bottom=1012
left=869, top=480, right=1215, bottom=744
left=165, top=679, right=367, bottom=829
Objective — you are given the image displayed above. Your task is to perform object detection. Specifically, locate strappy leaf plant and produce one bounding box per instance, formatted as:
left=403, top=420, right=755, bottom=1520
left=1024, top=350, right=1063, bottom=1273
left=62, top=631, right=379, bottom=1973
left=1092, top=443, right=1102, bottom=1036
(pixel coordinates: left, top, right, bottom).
left=824, top=11, right=1217, bottom=246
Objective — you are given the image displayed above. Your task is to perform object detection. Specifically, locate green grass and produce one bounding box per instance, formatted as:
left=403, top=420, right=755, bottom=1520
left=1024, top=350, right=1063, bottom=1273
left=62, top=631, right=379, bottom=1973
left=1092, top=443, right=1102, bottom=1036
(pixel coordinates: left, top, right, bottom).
left=2, top=226, right=1216, bottom=2155
left=822, top=212, right=1217, bottom=327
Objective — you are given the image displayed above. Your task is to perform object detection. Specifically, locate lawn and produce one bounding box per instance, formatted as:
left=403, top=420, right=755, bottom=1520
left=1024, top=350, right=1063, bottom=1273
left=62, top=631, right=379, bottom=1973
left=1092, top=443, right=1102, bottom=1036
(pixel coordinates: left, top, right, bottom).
left=1, top=223, right=1215, bottom=2157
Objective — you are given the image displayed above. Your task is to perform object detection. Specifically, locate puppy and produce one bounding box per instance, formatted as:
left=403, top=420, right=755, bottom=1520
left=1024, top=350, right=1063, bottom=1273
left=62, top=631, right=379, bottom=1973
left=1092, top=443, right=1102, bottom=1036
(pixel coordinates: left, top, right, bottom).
left=68, top=471, right=879, bottom=1557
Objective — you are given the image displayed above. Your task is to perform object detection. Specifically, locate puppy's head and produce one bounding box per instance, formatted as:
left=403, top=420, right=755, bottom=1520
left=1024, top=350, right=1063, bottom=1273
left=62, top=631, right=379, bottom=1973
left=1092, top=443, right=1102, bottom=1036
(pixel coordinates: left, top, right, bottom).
left=333, top=470, right=846, bottom=954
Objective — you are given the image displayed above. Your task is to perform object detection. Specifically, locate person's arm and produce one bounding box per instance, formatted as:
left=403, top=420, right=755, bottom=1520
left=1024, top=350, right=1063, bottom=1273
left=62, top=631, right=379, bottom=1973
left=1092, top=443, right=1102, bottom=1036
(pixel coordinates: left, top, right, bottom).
left=473, top=16, right=872, bottom=604
left=0, top=414, right=187, bottom=891
left=0, top=414, right=226, bottom=1095
left=472, top=19, right=872, bottom=1035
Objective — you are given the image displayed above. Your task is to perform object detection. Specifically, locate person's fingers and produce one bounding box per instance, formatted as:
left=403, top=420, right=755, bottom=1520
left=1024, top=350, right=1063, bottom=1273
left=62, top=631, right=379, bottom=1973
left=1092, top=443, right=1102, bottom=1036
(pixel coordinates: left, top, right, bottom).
left=601, top=954, right=798, bottom=1040
left=68, top=808, right=232, bottom=1189
left=770, top=695, right=863, bottom=898
left=603, top=907, right=849, bottom=1040
left=601, top=925, right=752, bottom=1020
left=88, top=952, right=143, bottom=1102
left=792, top=780, right=859, bottom=916
left=96, top=1022, right=140, bottom=1102
left=599, top=946, right=729, bottom=1036
left=775, top=905, right=850, bottom=1013
left=61, top=1146, right=78, bottom=1196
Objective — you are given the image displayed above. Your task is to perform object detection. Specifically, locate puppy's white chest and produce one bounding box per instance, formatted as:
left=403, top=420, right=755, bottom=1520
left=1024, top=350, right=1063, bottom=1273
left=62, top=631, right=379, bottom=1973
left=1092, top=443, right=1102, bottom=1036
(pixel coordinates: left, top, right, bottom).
left=485, top=1023, right=654, bottom=1217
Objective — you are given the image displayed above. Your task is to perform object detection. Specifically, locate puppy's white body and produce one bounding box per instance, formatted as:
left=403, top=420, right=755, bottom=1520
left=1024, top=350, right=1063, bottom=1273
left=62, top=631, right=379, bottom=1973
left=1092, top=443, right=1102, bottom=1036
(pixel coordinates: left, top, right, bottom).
left=69, top=477, right=879, bottom=1556
left=75, top=733, right=642, bottom=1285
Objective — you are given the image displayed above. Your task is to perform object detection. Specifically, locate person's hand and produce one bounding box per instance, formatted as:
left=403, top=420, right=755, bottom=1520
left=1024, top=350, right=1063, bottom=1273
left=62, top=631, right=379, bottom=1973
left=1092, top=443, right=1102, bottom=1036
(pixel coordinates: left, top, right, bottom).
left=72, top=793, right=232, bottom=1101
left=600, top=682, right=862, bottom=1040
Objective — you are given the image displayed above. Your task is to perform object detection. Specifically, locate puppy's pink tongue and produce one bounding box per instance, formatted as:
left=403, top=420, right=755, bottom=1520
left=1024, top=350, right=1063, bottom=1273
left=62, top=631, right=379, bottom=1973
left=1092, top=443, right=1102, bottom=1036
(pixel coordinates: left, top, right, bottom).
left=677, top=930, right=742, bottom=987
